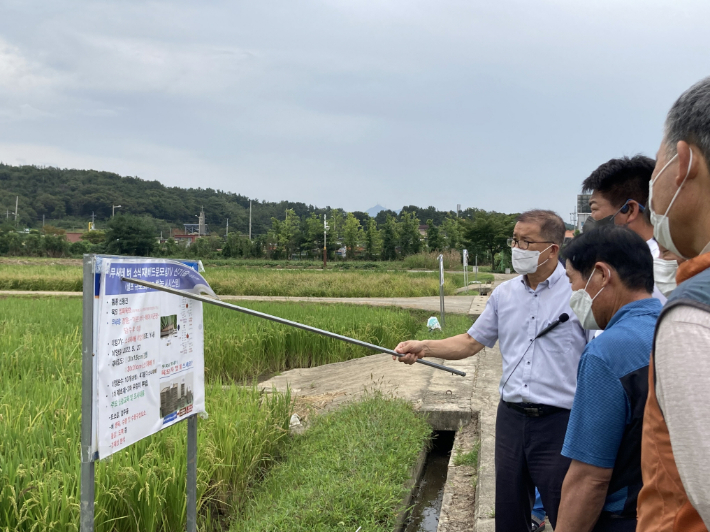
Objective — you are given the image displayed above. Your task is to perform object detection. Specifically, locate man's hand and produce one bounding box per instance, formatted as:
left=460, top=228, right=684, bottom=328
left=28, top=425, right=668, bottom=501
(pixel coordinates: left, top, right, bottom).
left=393, top=340, right=428, bottom=364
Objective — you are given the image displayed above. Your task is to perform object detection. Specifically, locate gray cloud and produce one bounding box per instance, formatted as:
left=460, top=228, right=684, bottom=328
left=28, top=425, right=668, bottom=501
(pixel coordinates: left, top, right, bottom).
left=1, top=0, right=709, bottom=221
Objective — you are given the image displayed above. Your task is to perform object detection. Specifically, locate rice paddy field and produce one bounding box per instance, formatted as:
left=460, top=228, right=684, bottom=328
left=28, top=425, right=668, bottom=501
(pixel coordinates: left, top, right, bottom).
left=0, top=260, right=492, bottom=296
left=0, top=296, right=472, bottom=531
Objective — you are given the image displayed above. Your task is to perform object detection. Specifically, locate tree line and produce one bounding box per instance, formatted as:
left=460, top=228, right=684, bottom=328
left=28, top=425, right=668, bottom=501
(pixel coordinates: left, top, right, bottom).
left=0, top=163, right=518, bottom=266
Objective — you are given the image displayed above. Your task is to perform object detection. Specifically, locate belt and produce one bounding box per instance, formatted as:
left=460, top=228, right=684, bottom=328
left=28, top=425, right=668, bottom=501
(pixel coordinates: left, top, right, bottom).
left=504, top=401, right=568, bottom=418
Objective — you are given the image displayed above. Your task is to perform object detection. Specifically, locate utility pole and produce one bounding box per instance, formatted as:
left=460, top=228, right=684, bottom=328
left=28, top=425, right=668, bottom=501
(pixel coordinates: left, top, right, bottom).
left=225, top=218, right=229, bottom=237
left=15, top=196, right=18, bottom=226
left=249, top=201, right=252, bottom=241
left=112, top=205, right=121, bottom=218
left=43, top=214, right=45, bottom=227
left=323, top=214, right=328, bottom=269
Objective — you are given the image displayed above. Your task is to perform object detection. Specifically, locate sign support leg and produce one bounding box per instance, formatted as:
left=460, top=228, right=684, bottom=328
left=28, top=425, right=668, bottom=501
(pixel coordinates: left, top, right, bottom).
left=81, top=254, right=95, bottom=532
left=187, top=414, right=198, bottom=532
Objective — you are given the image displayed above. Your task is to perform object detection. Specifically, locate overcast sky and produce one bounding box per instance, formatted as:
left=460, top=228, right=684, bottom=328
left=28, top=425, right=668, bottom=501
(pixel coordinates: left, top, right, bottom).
left=1, top=0, right=708, bottom=221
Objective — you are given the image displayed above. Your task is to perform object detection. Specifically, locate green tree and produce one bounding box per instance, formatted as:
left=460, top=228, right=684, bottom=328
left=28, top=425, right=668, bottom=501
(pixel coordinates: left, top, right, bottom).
left=398, top=211, right=422, bottom=256
left=426, top=219, right=442, bottom=251
left=364, top=219, right=382, bottom=260
left=81, top=230, right=106, bottom=245
left=105, top=214, right=157, bottom=256
left=463, top=211, right=515, bottom=269
left=302, top=213, right=326, bottom=258
left=342, top=213, right=363, bottom=259
left=441, top=217, right=463, bottom=251
left=279, top=209, right=301, bottom=259
left=380, top=216, right=399, bottom=261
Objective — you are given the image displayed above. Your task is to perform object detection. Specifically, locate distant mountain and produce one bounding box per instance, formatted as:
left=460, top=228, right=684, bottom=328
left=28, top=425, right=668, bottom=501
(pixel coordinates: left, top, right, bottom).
left=366, top=204, right=402, bottom=217
left=366, top=204, right=387, bottom=217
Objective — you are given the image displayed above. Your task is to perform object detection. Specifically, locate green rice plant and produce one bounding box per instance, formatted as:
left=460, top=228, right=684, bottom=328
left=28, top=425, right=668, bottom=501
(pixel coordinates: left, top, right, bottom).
left=0, top=297, right=472, bottom=531
left=0, top=262, right=473, bottom=297
left=0, top=298, right=291, bottom=532
left=230, top=392, right=431, bottom=532
left=203, top=301, right=474, bottom=382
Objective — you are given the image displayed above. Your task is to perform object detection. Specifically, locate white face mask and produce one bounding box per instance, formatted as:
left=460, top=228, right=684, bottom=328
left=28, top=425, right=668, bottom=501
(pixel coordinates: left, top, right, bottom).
left=649, top=149, right=693, bottom=259
left=512, top=245, right=552, bottom=275
left=569, top=268, right=607, bottom=330
left=653, top=258, right=679, bottom=297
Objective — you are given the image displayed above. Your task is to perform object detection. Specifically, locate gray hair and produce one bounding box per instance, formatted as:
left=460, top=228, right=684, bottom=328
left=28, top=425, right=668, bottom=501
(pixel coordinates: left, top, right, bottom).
left=665, top=77, right=710, bottom=164
left=516, top=209, right=566, bottom=245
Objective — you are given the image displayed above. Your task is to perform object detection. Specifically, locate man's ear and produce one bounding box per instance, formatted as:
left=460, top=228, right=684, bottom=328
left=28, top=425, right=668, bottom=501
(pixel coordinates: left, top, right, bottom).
left=596, top=262, right=612, bottom=287
left=625, top=201, right=642, bottom=224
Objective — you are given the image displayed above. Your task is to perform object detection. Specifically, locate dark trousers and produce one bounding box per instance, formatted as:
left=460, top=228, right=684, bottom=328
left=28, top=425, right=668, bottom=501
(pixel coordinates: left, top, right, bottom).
left=495, top=400, right=571, bottom=532
left=592, top=515, right=637, bottom=532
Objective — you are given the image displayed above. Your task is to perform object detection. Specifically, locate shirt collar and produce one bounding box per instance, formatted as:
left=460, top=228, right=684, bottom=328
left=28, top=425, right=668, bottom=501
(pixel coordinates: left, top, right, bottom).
left=605, top=298, right=663, bottom=330
left=520, top=261, right=566, bottom=290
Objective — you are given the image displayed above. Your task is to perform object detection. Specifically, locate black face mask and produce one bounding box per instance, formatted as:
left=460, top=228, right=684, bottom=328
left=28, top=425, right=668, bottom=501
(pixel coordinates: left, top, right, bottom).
left=583, top=214, right=614, bottom=233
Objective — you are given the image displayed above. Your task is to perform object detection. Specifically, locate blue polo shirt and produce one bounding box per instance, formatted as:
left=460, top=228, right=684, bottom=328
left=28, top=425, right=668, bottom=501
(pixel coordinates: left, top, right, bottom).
left=562, top=298, right=662, bottom=515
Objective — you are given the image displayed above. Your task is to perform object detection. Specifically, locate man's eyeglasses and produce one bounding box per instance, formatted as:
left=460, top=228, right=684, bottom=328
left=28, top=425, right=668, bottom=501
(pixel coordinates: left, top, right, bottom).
left=507, top=238, right=554, bottom=250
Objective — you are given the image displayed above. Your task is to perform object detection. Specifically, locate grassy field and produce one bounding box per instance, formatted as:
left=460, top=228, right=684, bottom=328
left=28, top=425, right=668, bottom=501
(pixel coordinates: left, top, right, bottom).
left=231, top=393, right=430, bottom=532
left=0, top=297, right=471, bottom=531
left=0, top=261, right=492, bottom=296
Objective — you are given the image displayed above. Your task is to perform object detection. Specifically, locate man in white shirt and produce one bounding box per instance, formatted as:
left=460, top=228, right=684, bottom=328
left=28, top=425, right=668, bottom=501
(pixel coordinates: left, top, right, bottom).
left=393, top=210, right=587, bottom=531
left=581, top=156, right=666, bottom=304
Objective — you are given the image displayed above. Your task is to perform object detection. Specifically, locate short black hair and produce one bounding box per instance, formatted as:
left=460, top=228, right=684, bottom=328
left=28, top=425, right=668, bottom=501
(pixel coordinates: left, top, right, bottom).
left=563, top=225, right=653, bottom=294
left=581, top=155, right=655, bottom=209
left=516, top=209, right=566, bottom=245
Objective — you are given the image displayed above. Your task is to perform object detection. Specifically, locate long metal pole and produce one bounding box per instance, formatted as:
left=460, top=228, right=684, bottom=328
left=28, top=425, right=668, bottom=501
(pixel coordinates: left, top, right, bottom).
left=80, top=255, right=95, bottom=532
left=186, top=415, right=197, bottom=532
left=121, top=277, right=465, bottom=377
left=249, top=201, right=252, bottom=241
left=323, top=214, right=327, bottom=269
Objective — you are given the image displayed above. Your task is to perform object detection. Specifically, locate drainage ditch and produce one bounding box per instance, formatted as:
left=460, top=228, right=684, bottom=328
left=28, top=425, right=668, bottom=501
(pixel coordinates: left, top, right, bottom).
left=403, top=430, right=456, bottom=532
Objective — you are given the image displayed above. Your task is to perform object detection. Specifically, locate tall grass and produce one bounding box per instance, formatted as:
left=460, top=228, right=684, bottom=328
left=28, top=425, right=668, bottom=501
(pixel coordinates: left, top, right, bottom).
left=0, top=263, right=471, bottom=296
left=231, top=393, right=431, bottom=532
left=1, top=297, right=471, bottom=531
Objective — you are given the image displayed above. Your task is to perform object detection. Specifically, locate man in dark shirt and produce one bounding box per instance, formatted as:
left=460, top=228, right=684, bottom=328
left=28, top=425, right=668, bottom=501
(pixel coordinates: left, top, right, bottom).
left=555, top=226, right=661, bottom=532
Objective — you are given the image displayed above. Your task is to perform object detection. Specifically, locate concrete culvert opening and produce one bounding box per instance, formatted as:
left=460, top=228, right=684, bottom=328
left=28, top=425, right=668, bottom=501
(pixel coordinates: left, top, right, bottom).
left=403, top=430, right=456, bottom=532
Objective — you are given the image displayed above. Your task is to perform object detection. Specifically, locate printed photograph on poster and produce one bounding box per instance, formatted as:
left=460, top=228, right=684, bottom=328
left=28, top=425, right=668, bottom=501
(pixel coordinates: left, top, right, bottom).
left=160, top=373, right=194, bottom=423
left=160, top=314, right=178, bottom=338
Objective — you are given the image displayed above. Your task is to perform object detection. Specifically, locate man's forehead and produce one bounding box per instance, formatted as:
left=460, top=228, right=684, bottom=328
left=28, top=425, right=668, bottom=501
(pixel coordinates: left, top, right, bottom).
left=513, top=221, right=541, bottom=237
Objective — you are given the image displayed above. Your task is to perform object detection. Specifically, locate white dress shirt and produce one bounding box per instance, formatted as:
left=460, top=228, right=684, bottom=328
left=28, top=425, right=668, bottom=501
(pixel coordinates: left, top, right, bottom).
left=467, top=261, right=587, bottom=409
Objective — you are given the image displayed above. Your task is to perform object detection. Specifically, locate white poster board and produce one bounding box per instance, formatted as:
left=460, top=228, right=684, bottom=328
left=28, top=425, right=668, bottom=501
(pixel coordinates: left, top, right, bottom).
left=438, top=254, right=445, bottom=286
left=92, top=257, right=215, bottom=459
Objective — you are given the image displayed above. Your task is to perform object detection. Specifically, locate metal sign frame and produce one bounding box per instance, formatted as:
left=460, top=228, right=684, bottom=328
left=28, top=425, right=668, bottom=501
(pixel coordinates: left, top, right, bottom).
left=80, top=254, right=198, bottom=532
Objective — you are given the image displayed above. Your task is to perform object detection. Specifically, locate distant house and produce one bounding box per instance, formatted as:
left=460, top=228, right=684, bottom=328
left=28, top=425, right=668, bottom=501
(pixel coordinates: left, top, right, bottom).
left=418, top=224, right=428, bottom=237
left=65, top=232, right=83, bottom=243
left=563, top=230, right=575, bottom=245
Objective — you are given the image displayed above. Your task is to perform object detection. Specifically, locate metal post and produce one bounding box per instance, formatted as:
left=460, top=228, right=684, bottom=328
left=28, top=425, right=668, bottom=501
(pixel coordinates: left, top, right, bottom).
left=249, top=201, right=252, bottom=241
left=323, top=214, right=327, bottom=269
left=186, top=414, right=197, bottom=532
left=475, top=255, right=478, bottom=283
left=80, top=255, right=95, bottom=532
left=438, top=254, right=445, bottom=327
left=463, top=249, right=468, bottom=288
